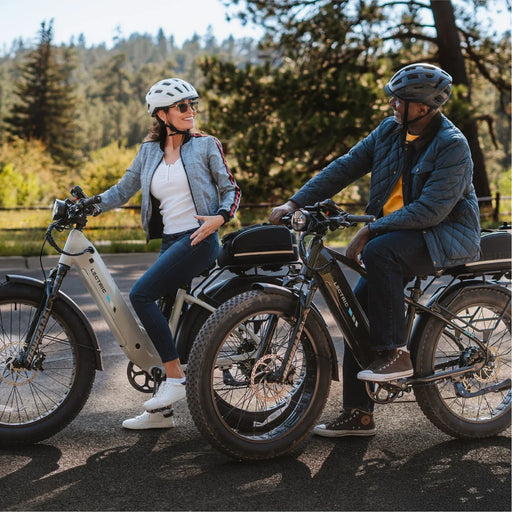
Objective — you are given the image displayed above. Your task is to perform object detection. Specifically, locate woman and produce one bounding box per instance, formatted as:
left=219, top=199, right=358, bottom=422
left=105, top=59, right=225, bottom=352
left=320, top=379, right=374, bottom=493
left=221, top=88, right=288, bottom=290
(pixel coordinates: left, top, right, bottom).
left=98, top=78, right=241, bottom=429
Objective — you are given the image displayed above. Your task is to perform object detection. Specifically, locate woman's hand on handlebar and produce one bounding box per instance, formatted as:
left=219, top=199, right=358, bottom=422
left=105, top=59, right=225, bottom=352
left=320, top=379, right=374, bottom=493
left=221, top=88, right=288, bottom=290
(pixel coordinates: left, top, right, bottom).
left=269, top=200, right=299, bottom=225
left=346, top=225, right=372, bottom=266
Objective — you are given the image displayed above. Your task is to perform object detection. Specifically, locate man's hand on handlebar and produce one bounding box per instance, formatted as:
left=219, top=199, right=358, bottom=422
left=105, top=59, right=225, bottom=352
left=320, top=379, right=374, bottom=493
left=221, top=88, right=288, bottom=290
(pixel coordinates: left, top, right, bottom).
left=269, top=200, right=299, bottom=225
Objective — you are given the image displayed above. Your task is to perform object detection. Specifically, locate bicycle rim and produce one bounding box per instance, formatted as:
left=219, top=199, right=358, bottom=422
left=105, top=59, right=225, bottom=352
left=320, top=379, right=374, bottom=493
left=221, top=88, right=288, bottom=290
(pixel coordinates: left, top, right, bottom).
left=0, top=299, right=78, bottom=426
left=210, top=309, right=319, bottom=441
left=428, top=293, right=511, bottom=424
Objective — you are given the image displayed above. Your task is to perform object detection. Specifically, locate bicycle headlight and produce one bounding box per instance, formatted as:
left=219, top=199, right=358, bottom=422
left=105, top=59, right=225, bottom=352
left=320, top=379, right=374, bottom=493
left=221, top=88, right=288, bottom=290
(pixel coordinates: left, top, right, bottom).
left=52, top=199, right=67, bottom=221
left=291, top=210, right=308, bottom=231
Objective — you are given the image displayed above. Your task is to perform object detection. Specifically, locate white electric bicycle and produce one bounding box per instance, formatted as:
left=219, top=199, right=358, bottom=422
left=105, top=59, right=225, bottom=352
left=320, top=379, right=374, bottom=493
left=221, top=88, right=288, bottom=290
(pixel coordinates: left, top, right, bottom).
left=0, top=186, right=298, bottom=445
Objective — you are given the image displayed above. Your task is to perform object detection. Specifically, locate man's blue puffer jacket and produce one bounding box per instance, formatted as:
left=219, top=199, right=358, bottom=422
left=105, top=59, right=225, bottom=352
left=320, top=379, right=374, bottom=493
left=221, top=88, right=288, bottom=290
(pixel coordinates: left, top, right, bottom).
left=291, top=114, right=481, bottom=269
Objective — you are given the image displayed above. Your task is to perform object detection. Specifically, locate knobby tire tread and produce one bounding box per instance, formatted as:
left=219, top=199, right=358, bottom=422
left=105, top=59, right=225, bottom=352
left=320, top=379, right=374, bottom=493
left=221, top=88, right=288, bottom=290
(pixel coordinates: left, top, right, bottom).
left=0, top=282, right=97, bottom=446
left=413, top=286, right=511, bottom=439
left=187, top=290, right=332, bottom=460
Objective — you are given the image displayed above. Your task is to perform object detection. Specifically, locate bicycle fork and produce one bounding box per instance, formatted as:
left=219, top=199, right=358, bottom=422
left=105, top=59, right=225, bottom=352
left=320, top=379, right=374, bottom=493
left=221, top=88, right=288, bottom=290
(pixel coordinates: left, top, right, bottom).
left=254, top=278, right=318, bottom=384
left=20, top=264, right=70, bottom=368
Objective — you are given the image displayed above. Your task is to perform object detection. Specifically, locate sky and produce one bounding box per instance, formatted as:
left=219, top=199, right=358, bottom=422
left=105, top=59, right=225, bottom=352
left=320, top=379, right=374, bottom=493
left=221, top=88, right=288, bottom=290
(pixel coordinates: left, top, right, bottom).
left=0, top=0, right=510, bottom=55
left=0, top=0, right=264, bottom=53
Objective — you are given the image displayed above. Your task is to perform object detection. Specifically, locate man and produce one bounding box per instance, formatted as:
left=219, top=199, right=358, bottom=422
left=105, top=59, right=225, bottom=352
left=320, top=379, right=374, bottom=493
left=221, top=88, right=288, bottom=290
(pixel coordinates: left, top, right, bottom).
left=269, top=63, right=481, bottom=437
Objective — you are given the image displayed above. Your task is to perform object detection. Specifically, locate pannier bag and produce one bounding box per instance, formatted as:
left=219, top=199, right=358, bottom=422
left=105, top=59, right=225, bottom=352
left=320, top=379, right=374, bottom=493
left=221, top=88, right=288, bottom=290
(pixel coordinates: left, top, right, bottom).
left=218, top=224, right=299, bottom=268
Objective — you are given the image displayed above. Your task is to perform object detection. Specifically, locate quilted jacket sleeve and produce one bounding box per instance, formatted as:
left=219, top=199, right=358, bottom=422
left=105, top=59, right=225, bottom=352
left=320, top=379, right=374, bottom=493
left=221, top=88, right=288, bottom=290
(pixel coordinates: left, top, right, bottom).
left=207, top=136, right=241, bottom=223
left=369, top=133, right=473, bottom=233
left=290, top=127, right=380, bottom=207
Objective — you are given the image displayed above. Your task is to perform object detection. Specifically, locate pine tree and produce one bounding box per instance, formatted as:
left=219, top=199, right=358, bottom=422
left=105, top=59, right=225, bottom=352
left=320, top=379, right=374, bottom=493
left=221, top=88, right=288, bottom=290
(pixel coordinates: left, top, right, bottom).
left=4, top=20, right=81, bottom=167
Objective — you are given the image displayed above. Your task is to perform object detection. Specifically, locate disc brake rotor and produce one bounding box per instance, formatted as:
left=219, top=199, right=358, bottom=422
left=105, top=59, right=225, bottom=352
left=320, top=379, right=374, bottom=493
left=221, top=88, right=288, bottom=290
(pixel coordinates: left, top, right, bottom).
left=0, top=341, right=38, bottom=386
left=474, top=346, right=501, bottom=383
left=250, top=354, right=290, bottom=403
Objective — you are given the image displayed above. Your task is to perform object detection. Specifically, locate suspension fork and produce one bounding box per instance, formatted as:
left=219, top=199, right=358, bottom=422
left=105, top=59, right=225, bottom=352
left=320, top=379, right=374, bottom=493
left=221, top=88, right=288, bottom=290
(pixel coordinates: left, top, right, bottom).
left=20, top=263, right=70, bottom=366
left=271, top=240, right=323, bottom=382
left=275, top=280, right=318, bottom=382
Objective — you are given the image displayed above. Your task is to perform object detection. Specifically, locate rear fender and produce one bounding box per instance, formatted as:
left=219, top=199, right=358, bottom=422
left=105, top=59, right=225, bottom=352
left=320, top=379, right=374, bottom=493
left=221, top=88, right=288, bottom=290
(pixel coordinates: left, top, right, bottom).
left=5, top=274, right=103, bottom=370
left=409, top=280, right=510, bottom=360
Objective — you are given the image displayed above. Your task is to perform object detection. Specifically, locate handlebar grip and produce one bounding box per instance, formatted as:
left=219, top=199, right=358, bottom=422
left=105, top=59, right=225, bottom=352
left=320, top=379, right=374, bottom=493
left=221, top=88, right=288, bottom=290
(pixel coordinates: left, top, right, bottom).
left=89, top=195, right=102, bottom=205
left=345, top=214, right=376, bottom=224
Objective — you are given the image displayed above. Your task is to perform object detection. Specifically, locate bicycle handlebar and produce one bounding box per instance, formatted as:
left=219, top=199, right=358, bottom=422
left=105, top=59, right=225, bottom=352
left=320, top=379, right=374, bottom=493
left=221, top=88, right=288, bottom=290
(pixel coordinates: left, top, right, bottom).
left=344, top=214, right=376, bottom=224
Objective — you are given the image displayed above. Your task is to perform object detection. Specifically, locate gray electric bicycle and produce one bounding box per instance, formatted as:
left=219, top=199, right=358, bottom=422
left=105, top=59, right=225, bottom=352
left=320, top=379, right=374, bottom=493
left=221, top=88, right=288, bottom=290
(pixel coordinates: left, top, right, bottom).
left=0, top=186, right=299, bottom=446
left=186, top=200, right=511, bottom=460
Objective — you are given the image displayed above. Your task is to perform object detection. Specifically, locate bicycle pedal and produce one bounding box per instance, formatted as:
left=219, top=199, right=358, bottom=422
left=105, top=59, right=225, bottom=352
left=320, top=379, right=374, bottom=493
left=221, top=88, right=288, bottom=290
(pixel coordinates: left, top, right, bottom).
left=148, top=406, right=174, bottom=416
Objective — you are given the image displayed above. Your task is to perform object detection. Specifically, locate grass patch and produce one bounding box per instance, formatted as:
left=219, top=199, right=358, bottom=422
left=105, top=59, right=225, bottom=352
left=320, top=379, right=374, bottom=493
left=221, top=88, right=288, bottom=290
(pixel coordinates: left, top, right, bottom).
left=1, top=202, right=509, bottom=257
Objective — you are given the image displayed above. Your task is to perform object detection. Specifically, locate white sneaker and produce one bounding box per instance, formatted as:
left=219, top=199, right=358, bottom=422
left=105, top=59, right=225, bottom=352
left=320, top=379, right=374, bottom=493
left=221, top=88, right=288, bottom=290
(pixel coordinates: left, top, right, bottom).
left=122, top=410, right=175, bottom=430
left=143, top=381, right=186, bottom=411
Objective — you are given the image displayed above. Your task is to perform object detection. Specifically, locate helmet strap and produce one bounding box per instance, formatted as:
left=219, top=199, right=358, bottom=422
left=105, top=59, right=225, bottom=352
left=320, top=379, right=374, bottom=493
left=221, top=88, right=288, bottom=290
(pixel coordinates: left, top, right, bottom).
left=165, top=122, right=189, bottom=136
left=407, top=106, right=434, bottom=125
left=401, top=101, right=433, bottom=145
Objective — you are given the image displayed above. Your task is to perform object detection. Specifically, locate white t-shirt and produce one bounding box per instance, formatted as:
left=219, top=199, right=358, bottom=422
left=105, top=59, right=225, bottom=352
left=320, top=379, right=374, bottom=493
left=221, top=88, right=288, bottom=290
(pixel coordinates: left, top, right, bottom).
left=150, top=158, right=198, bottom=235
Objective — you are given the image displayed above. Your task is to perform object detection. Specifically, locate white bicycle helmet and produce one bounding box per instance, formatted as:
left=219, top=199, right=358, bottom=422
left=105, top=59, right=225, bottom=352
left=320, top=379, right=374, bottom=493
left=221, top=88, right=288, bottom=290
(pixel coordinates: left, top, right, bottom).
left=145, top=78, right=199, bottom=116
left=384, top=63, right=452, bottom=108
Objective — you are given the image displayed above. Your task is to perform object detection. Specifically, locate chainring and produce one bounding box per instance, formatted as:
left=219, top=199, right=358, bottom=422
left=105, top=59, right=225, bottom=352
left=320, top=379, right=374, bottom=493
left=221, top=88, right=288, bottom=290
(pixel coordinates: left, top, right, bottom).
left=127, top=362, right=156, bottom=393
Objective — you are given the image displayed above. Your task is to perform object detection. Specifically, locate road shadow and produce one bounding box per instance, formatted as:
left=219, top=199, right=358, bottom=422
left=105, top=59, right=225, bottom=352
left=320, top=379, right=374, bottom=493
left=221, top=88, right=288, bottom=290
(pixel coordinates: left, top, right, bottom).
left=0, top=434, right=509, bottom=511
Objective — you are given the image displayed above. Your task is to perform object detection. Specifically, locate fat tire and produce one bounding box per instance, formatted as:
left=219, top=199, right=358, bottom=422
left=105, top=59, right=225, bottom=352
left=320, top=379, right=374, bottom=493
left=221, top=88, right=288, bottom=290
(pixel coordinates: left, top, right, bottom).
left=413, top=286, right=511, bottom=439
left=187, top=290, right=332, bottom=461
left=0, top=281, right=96, bottom=446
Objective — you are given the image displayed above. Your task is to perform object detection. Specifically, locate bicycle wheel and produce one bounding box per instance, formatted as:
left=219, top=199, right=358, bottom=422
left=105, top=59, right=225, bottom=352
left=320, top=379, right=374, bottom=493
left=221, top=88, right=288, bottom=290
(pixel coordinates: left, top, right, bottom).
left=413, top=286, right=511, bottom=438
left=0, top=281, right=97, bottom=445
left=187, top=290, right=332, bottom=461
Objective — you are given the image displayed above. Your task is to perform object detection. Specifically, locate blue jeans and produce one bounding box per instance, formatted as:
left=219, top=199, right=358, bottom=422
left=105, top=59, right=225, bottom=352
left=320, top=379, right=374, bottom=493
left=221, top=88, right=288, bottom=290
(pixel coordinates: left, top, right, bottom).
left=129, top=229, right=219, bottom=363
left=342, top=230, right=435, bottom=412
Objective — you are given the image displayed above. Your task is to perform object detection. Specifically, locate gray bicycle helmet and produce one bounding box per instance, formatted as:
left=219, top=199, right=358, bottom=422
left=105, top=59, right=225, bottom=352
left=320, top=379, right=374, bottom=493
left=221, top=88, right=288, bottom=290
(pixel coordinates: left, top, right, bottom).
left=145, top=78, right=198, bottom=116
left=384, top=63, right=452, bottom=108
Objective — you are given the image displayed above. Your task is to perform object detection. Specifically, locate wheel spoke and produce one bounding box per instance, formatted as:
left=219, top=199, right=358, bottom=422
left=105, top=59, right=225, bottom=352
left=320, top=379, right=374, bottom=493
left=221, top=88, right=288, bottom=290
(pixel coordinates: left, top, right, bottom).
left=0, top=299, right=77, bottom=426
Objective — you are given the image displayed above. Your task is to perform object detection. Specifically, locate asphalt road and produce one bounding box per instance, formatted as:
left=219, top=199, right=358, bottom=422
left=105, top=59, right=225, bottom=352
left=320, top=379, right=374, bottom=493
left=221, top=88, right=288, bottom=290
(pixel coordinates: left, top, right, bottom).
left=0, top=253, right=510, bottom=511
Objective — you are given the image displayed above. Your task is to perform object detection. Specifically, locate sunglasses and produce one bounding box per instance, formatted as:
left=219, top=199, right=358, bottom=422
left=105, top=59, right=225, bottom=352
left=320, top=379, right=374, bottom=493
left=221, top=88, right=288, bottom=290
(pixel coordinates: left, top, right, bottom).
left=169, top=100, right=199, bottom=114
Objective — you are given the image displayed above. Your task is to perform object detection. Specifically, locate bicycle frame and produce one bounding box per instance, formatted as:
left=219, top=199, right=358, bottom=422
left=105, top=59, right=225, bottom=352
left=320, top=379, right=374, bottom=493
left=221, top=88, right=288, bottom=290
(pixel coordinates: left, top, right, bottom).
left=283, top=232, right=510, bottom=391
left=43, top=228, right=215, bottom=374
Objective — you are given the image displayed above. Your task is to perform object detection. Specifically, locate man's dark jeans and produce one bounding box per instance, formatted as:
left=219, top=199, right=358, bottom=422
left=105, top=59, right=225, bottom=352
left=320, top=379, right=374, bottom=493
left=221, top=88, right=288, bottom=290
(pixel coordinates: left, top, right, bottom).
left=343, top=230, right=435, bottom=412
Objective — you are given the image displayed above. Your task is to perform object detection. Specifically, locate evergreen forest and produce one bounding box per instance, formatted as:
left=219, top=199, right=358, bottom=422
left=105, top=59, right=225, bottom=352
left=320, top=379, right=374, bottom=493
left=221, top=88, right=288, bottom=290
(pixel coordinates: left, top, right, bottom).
left=0, top=0, right=510, bottom=222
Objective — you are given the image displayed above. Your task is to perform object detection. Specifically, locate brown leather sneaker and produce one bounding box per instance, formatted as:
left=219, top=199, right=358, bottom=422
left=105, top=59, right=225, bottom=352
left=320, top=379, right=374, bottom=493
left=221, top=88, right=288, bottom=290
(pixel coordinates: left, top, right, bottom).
left=357, top=348, right=414, bottom=382
left=313, top=408, right=376, bottom=437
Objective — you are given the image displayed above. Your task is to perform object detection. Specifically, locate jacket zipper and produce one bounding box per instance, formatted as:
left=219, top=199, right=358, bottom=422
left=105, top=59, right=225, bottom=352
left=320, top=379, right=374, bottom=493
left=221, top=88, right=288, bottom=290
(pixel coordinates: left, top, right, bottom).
left=179, top=145, right=201, bottom=227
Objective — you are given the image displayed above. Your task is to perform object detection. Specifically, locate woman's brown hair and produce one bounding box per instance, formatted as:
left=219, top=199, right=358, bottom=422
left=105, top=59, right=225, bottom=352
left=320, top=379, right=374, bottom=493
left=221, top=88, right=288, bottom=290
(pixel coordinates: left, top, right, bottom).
left=144, top=111, right=168, bottom=148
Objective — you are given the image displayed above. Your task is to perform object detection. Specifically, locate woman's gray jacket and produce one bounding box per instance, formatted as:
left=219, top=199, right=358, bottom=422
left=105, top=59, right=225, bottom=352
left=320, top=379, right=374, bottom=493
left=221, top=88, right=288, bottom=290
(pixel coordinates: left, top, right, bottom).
left=99, top=133, right=241, bottom=241
left=291, top=114, right=481, bottom=269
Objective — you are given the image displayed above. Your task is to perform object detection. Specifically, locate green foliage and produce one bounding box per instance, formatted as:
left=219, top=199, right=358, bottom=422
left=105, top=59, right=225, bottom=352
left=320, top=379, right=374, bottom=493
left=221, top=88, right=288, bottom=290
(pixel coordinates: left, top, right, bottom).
left=200, top=39, right=383, bottom=202
left=0, top=138, right=59, bottom=206
left=223, top=0, right=510, bottom=199
left=80, top=141, right=139, bottom=200
left=3, top=21, right=82, bottom=167
left=0, top=6, right=510, bottom=256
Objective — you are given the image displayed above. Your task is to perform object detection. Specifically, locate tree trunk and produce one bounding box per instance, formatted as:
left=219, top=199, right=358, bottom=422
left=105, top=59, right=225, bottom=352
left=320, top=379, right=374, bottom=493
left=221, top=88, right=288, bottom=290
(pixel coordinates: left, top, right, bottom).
left=430, top=0, right=491, bottom=203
